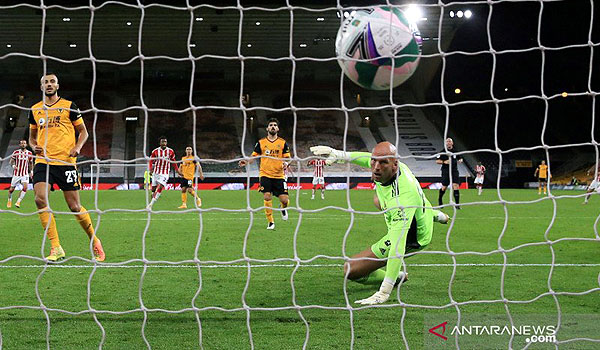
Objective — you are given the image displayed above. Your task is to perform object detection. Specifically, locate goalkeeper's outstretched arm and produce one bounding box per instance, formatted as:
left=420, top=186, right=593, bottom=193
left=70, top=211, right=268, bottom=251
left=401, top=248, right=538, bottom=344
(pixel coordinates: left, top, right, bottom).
left=309, top=146, right=371, bottom=168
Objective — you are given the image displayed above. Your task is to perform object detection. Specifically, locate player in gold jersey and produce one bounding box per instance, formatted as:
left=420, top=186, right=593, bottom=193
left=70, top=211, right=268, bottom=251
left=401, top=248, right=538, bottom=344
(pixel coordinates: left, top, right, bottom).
left=178, top=146, right=204, bottom=209
left=239, top=118, right=291, bottom=230
left=534, top=160, right=550, bottom=195
left=28, top=73, right=105, bottom=262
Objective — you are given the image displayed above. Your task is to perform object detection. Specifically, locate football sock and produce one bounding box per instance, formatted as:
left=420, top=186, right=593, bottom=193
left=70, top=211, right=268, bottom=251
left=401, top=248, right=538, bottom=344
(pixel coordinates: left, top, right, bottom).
left=18, top=190, right=27, bottom=201
left=264, top=200, right=274, bottom=223
left=76, top=206, right=99, bottom=244
left=181, top=193, right=187, bottom=203
left=438, top=189, right=446, bottom=206
left=153, top=186, right=163, bottom=199
left=8, top=192, right=12, bottom=200
left=38, top=207, right=60, bottom=248
left=454, top=190, right=460, bottom=204
left=354, top=268, right=386, bottom=285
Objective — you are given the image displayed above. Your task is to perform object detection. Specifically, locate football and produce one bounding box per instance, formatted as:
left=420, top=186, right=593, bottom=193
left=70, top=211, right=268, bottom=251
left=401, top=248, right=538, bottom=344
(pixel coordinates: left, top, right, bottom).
left=335, top=7, right=422, bottom=90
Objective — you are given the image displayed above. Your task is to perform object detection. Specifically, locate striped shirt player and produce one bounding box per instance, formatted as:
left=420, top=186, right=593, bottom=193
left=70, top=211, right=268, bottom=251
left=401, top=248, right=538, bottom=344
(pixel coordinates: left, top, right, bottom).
left=474, top=162, right=486, bottom=195
left=308, top=158, right=327, bottom=199
left=7, top=140, right=33, bottom=208
left=147, top=136, right=181, bottom=208
left=583, top=163, right=600, bottom=204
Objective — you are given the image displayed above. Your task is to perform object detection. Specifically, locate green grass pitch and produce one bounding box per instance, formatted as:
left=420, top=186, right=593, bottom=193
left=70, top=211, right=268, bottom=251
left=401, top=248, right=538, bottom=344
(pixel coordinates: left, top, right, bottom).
left=0, top=189, right=599, bottom=349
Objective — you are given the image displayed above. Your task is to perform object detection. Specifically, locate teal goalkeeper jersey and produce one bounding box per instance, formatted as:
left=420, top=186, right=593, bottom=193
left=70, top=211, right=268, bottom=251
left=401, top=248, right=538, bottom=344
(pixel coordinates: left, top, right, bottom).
left=349, top=152, right=434, bottom=282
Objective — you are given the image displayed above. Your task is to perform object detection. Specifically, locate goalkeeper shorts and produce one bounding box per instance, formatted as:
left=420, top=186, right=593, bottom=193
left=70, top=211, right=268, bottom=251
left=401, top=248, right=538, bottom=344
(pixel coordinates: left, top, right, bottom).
left=371, top=216, right=428, bottom=259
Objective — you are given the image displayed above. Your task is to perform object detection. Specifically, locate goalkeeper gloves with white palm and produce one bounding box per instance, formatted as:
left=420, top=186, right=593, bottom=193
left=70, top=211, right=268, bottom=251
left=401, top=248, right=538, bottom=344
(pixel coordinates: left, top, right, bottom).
left=355, top=279, right=395, bottom=305
left=309, top=146, right=349, bottom=165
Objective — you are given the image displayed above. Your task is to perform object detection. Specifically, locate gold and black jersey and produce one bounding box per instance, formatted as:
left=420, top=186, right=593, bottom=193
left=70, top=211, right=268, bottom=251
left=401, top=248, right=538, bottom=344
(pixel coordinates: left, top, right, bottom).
left=180, top=155, right=197, bottom=180
left=252, top=137, right=291, bottom=179
left=537, top=164, right=548, bottom=179
left=28, top=97, right=83, bottom=165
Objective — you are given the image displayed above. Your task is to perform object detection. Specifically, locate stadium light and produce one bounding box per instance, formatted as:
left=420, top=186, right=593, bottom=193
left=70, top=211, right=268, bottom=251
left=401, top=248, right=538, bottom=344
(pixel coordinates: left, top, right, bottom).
left=62, top=17, right=70, bottom=22
left=69, top=43, right=77, bottom=48
left=299, top=43, right=307, bottom=48
left=255, top=21, right=261, bottom=26
left=6, top=44, right=11, bottom=48
left=449, top=11, right=455, bottom=18
left=454, top=88, right=461, bottom=94
left=464, top=10, right=473, bottom=18
left=126, top=21, right=132, bottom=26
left=404, top=4, right=422, bottom=23
left=195, top=17, right=203, bottom=22
left=457, top=10, right=464, bottom=18
left=189, top=43, right=196, bottom=48
left=561, top=92, right=568, bottom=97
left=247, top=43, right=252, bottom=47
left=127, top=43, right=132, bottom=48
left=316, top=17, right=325, bottom=21
left=343, top=11, right=349, bottom=18
left=504, top=88, right=508, bottom=92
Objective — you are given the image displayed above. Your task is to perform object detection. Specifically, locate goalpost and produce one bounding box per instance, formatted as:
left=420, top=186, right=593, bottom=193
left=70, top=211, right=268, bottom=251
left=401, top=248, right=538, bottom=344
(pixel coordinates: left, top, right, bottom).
left=0, top=1, right=599, bottom=350
left=89, top=163, right=150, bottom=189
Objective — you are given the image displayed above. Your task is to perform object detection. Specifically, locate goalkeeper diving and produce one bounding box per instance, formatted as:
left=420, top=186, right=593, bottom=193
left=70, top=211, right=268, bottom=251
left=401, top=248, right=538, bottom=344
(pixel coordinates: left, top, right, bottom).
left=311, top=142, right=449, bottom=305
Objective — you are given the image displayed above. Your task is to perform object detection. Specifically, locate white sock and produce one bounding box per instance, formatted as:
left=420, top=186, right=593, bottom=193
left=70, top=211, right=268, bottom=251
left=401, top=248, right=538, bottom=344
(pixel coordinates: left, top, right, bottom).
left=8, top=192, right=12, bottom=200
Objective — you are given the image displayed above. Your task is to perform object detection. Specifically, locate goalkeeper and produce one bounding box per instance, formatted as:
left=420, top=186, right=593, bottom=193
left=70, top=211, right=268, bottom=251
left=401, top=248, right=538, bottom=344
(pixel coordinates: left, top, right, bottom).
left=311, top=142, right=449, bottom=305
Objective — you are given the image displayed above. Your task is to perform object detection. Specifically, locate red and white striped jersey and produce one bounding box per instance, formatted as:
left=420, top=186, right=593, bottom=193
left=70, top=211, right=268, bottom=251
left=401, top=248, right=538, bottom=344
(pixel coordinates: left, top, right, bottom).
left=476, top=164, right=486, bottom=176
left=149, top=147, right=177, bottom=176
left=308, top=159, right=326, bottom=178
left=11, top=149, right=33, bottom=177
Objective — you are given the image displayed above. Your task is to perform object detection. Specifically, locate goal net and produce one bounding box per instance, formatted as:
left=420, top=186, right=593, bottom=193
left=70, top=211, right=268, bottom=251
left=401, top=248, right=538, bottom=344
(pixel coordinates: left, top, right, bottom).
left=0, top=1, right=599, bottom=349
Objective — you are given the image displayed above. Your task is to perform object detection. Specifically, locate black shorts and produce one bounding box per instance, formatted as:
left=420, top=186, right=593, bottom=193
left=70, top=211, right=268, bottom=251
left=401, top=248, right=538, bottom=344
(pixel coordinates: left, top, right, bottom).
left=179, top=178, right=194, bottom=188
left=259, top=177, right=288, bottom=197
left=441, top=171, right=460, bottom=187
left=33, top=163, right=80, bottom=191
left=538, top=177, right=548, bottom=183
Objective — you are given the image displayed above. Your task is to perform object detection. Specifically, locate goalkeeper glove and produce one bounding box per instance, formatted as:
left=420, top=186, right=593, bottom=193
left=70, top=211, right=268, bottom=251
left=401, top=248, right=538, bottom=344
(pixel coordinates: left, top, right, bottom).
left=355, top=279, right=394, bottom=305
left=309, top=146, right=348, bottom=165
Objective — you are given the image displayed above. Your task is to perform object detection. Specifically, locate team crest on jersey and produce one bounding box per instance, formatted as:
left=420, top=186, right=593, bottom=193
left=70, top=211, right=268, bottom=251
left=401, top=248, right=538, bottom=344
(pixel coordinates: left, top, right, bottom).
left=58, top=108, right=63, bottom=113
left=38, top=118, right=46, bottom=125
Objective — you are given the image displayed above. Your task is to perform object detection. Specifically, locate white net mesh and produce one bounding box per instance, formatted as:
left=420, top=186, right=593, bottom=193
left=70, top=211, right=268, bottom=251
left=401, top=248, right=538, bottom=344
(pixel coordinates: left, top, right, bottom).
left=0, top=0, right=599, bottom=349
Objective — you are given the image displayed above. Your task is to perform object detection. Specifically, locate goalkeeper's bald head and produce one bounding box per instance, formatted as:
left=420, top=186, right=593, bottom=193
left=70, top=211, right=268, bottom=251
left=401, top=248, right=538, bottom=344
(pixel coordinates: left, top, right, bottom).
left=371, top=142, right=398, bottom=184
